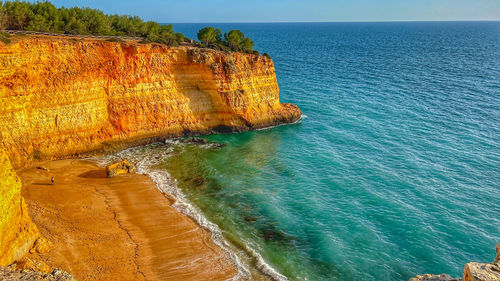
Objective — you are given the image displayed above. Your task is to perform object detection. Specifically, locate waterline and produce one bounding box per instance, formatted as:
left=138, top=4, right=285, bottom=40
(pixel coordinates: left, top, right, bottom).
left=92, top=141, right=289, bottom=281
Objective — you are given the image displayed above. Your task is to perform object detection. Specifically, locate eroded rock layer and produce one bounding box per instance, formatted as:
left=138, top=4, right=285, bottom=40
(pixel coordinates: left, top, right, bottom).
left=0, top=36, right=301, bottom=168
left=0, top=148, right=39, bottom=266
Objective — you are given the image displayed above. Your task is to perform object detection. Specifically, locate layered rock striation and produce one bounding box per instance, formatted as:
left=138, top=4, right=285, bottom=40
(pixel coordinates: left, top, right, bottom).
left=0, top=148, right=39, bottom=266
left=0, top=36, right=301, bottom=168
left=0, top=35, right=300, bottom=267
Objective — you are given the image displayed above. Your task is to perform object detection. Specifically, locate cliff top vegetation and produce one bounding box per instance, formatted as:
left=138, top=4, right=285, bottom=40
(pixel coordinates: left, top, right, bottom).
left=197, top=27, right=258, bottom=55
left=0, top=0, right=259, bottom=55
left=0, top=0, right=183, bottom=45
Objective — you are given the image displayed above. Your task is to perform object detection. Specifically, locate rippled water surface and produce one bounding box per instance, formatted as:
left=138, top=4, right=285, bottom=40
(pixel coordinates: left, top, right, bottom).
left=150, top=22, right=500, bottom=280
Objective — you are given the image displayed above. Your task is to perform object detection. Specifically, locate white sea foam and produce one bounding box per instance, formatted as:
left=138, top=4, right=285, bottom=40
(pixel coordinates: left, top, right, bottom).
left=241, top=242, right=289, bottom=281
left=255, top=114, right=307, bottom=131
left=92, top=141, right=289, bottom=281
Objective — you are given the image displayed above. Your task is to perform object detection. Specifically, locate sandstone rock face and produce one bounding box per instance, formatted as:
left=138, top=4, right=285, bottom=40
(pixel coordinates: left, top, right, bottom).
left=0, top=148, right=39, bottom=266
left=0, top=37, right=302, bottom=169
left=463, top=243, right=500, bottom=281
left=105, top=160, right=135, bottom=178
left=463, top=262, right=500, bottom=281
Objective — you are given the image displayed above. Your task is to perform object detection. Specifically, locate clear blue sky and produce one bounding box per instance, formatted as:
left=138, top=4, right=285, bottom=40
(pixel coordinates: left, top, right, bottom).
left=46, top=0, right=500, bottom=23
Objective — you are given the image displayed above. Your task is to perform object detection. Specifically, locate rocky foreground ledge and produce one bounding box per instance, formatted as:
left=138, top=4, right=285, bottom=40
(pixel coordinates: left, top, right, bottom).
left=0, top=266, right=75, bottom=281
left=410, top=244, right=500, bottom=281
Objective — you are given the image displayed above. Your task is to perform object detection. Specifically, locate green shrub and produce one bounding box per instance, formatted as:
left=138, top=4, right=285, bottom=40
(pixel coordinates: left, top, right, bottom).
left=0, top=1, right=185, bottom=45
left=175, top=32, right=184, bottom=43
left=197, top=27, right=218, bottom=46
left=197, top=26, right=257, bottom=54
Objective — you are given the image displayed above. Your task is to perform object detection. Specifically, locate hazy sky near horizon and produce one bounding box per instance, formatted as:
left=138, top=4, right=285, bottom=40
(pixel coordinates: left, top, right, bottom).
left=46, top=0, right=500, bottom=22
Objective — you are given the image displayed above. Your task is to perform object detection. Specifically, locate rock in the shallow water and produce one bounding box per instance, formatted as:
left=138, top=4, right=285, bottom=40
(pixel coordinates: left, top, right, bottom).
left=463, top=243, right=500, bottom=281
left=409, top=273, right=462, bottom=281
left=185, top=137, right=208, bottom=144
left=105, top=160, right=135, bottom=178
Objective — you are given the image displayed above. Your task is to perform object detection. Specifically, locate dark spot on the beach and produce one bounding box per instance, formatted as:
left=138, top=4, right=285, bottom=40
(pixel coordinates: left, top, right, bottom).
left=33, top=149, right=43, bottom=160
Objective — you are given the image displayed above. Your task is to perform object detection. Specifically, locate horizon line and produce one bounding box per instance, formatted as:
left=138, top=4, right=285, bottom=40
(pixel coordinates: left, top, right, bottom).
left=168, top=19, right=500, bottom=24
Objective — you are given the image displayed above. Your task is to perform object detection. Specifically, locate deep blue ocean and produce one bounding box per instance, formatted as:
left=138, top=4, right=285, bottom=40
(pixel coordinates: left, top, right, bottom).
left=128, top=22, right=500, bottom=280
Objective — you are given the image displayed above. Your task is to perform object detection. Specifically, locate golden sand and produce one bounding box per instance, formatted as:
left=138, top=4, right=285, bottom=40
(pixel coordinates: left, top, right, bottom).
left=18, top=159, right=237, bottom=280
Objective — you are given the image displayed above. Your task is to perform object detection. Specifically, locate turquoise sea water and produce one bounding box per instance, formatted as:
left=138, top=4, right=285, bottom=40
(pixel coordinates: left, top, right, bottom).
left=120, top=22, right=500, bottom=280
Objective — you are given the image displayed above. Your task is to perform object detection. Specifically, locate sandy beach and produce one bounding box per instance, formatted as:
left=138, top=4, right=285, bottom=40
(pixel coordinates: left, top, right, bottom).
left=18, top=159, right=237, bottom=280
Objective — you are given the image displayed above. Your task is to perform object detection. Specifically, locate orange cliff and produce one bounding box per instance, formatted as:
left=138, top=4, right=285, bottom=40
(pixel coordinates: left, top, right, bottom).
left=0, top=147, right=39, bottom=266
left=0, top=35, right=300, bottom=267
left=0, top=36, right=301, bottom=169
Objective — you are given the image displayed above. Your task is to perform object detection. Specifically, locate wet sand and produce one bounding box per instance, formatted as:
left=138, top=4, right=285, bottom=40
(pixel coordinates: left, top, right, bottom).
left=19, top=159, right=238, bottom=281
